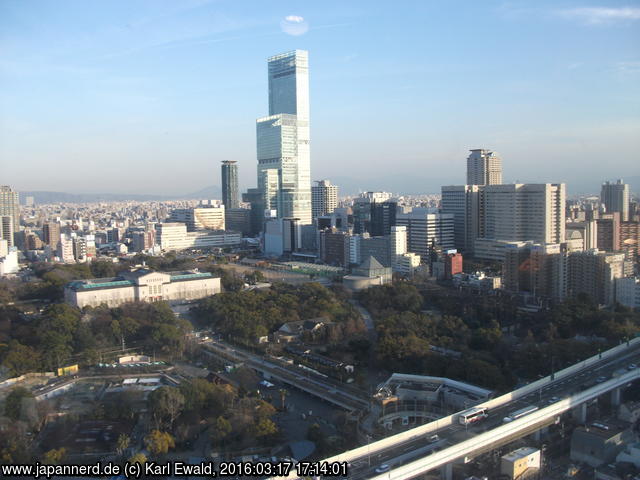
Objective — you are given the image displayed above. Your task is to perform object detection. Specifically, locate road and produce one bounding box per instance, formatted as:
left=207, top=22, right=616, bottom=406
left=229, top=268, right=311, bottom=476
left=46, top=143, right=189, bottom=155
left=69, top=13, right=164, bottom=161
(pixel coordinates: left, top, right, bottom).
left=341, top=341, right=640, bottom=479
left=200, top=339, right=370, bottom=412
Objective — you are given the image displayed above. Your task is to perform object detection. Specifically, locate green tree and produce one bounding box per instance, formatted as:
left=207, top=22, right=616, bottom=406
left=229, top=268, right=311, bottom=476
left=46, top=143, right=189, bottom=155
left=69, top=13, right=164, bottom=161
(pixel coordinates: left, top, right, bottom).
left=2, top=341, right=42, bottom=376
left=210, top=416, right=232, bottom=446
left=179, top=379, right=230, bottom=418
left=4, top=387, right=33, bottom=421
left=255, top=418, right=277, bottom=437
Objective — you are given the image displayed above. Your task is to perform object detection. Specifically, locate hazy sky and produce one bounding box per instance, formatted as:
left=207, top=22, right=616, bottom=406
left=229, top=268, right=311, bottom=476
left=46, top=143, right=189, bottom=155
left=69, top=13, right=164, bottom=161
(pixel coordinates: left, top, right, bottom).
left=1, top=0, right=639, bottom=195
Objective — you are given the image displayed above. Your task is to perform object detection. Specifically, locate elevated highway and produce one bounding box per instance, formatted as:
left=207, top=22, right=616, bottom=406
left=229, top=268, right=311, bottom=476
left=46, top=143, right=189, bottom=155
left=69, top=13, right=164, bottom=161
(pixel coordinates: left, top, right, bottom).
left=368, top=369, right=640, bottom=479
left=271, top=337, right=640, bottom=479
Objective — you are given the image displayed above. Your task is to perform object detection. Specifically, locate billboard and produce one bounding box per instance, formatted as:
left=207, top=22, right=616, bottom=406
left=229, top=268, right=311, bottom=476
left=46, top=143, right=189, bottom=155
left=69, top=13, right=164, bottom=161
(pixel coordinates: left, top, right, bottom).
left=57, top=364, right=79, bottom=376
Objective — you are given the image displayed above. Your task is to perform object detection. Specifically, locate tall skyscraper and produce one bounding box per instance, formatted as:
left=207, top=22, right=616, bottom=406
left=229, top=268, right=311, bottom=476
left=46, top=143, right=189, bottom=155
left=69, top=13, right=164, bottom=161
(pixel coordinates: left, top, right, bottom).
left=221, top=160, right=239, bottom=209
left=312, top=180, right=338, bottom=219
left=0, top=186, right=19, bottom=242
left=480, top=183, right=566, bottom=245
left=441, top=185, right=481, bottom=253
left=601, top=179, right=629, bottom=222
left=466, top=149, right=502, bottom=186
left=256, top=50, right=312, bottom=224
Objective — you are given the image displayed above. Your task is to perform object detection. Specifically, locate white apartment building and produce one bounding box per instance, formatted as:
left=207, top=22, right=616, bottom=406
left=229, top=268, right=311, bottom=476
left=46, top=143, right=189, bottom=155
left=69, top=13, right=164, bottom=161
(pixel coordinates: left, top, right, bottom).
left=312, top=180, right=338, bottom=219
left=467, top=149, right=502, bottom=186
left=169, top=205, right=225, bottom=231
left=155, top=223, right=241, bottom=251
left=65, top=268, right=221, bottom=308
left=57, top=234, right=75, bottom=263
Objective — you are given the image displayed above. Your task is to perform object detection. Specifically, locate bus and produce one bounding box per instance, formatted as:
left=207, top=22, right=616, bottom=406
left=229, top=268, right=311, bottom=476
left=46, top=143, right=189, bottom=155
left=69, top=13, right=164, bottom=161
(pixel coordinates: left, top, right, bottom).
left=458, top=407, right=489, bottom=425
left=503, top=405, right=539, bottom=423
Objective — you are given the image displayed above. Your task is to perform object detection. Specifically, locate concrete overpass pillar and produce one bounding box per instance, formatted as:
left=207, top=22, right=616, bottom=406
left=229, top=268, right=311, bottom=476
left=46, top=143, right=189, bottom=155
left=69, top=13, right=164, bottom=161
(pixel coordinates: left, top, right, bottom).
left=440, top=463, right=453, bottom=480
left=533, top=429, right=541, bottom=442
left=572, top=403, right=587, bottom=423
left=611, top=388, right=621, bottom=406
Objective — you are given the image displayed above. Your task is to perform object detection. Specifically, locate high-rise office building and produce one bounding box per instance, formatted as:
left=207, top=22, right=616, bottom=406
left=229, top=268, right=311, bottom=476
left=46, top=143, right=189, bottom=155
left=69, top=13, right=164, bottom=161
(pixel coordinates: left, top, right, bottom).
left=441, top=185, right=481, bottom=253
left=312, top=180, right=338, bottom=219
left=480, top=183, right=566, bottom=245
left=319, top=229, right=350, bottom=267
left=596, top=213, right=620, bottom=252
left=370, top=200, right=397, bottom=237
left=601, top=179, right=629, bottom=221
left=221, top=161, right=239, bottom=209
left=466, top=149, right=502, bottom=186
left=352, top=192, right=393, bottom=234
left=242, top=188, right=266, bottom=236
left=225, top=208, right=251, bottom=236
left=395, top=208, right=455, bottom=258
left=256, top=50, right=312, bottom=224
left=0, top=186, right=19, bottom=243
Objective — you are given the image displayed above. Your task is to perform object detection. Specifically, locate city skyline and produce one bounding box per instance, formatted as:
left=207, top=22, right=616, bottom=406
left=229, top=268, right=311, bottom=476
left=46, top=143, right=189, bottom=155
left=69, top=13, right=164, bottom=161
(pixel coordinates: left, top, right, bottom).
left=1, top=0, right=639, bottom=196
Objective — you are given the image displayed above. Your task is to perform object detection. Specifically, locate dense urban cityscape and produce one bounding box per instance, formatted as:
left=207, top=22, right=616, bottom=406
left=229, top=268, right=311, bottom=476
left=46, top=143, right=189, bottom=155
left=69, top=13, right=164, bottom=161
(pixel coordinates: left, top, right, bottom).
left=1, top=2, right=640, bottom=480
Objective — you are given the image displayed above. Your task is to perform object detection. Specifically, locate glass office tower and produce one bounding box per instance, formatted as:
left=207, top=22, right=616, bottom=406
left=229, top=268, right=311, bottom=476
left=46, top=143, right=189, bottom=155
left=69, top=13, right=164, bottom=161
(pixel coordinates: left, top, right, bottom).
left=221, top=160, right=239, bottom=209
left=256, top=50, right=312, bottom=224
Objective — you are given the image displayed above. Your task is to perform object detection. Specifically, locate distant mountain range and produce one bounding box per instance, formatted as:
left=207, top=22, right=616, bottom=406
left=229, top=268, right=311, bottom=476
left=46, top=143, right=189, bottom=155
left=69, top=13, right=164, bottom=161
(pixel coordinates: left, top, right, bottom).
left=18, top=175, right=640, bottom=204
left=19, top=185, right=222, bottom=204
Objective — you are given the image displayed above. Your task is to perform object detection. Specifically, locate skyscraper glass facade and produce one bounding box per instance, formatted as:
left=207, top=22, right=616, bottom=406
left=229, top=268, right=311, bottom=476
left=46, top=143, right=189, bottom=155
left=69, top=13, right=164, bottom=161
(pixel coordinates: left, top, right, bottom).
left=256, top=50, right=312, bottom=224
left=221, top=160, right=239, bottom=209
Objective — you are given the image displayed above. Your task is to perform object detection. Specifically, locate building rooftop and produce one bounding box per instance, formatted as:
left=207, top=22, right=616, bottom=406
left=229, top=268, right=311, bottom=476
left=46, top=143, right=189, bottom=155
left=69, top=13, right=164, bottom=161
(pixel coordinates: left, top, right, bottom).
left=66, top=270, right=215, bottom=291
left=576, top=420, right=631, bottom=439
left=67, top=278, right=135, bottom=292
left=502, top=447, right=539, bottom=462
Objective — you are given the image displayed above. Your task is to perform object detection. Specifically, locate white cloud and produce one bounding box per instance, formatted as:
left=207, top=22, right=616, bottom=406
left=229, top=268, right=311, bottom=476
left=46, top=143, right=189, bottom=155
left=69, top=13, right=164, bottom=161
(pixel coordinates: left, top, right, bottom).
left=558, top=6, right=640, bottom=25
left=280, top=15, right=309, bottom=36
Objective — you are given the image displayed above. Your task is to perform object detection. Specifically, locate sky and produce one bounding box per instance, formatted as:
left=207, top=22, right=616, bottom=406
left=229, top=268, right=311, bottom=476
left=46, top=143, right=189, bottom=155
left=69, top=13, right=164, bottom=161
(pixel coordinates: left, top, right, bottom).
left=1, top=0, right=639, bottom=195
